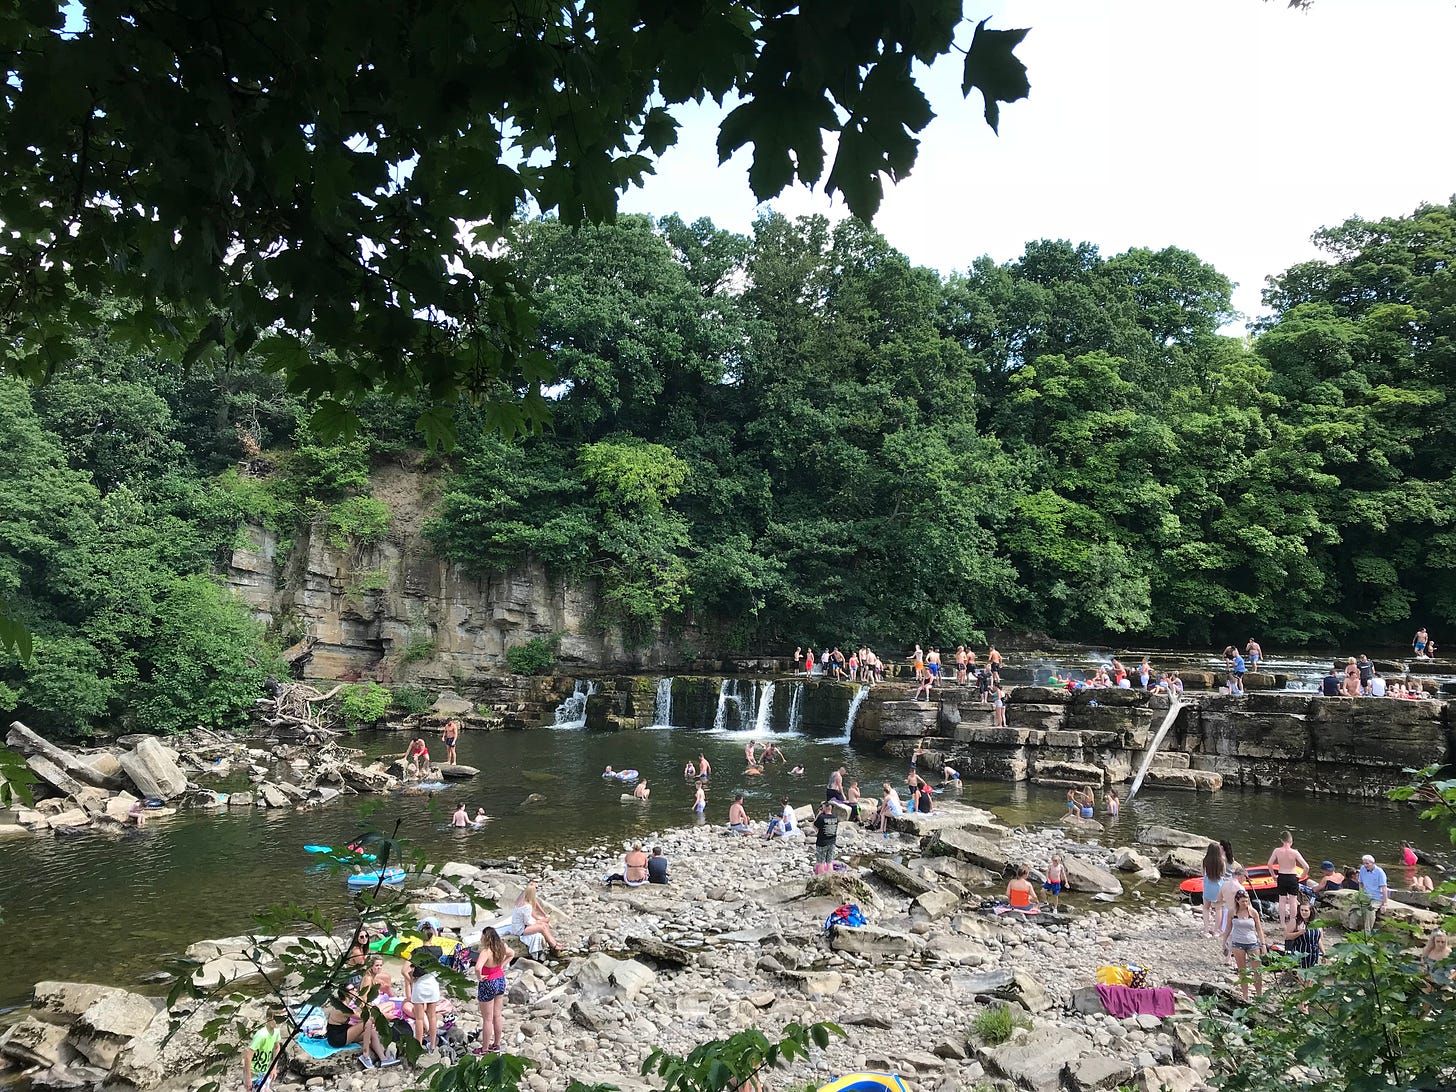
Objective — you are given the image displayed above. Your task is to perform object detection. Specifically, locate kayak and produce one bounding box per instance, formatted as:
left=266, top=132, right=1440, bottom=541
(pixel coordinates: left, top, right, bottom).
left=818, top=1076, right=910, bottom=1092
left=1180, top=864, right=1309, bottom=905
left=347, top=868, right=406, bottom=888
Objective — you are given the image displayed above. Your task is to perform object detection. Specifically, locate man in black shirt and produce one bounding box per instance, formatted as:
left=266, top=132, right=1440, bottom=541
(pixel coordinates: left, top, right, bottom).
left=647, top=846, right=669, bottom=884
left=813, top=800, right=840, bottom=876
left=1321, top=668, right=1341, bottom=697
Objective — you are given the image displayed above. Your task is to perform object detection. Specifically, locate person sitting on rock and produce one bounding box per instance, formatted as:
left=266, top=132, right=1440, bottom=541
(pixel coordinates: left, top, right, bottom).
left=1005, top=864, right=1039, bottom=912
left=633, top=779, right=650, bottom=800
left=728, top=794, right=753, bottom=835
left=647, top=846, right=669, bottom=884
left=873, top=782, right=904, bottom=837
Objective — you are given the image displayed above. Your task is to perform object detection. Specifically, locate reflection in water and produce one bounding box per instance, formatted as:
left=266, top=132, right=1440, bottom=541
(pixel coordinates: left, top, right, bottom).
left=0, top=724, right=1440, bottom=1007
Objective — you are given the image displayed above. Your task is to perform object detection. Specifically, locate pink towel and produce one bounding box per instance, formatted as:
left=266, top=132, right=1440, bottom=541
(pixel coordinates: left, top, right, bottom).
left=1095, top=984, right=1177, bottom=1018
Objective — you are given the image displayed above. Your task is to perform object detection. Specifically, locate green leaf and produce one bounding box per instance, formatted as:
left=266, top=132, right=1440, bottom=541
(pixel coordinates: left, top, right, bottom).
left=961, top=19, right=1032, bottom=132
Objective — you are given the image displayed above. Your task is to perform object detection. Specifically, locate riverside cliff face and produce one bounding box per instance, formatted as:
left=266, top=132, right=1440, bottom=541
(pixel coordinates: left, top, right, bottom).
left=224, top=466, right=688, bottom=682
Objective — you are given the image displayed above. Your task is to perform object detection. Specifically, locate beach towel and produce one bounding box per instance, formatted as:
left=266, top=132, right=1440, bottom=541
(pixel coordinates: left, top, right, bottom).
left=1094, top=984, right=1177, bottom=1018
left=295, top=1036, right=361, bottom=1059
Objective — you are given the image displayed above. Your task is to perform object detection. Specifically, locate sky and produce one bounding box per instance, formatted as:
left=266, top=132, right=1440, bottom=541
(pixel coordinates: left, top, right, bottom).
left=618, top=0, right=1456, bottom=327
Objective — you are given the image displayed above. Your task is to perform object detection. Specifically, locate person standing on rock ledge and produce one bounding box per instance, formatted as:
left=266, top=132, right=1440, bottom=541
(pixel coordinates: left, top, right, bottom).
left=441, top=718, right=460, bottom=765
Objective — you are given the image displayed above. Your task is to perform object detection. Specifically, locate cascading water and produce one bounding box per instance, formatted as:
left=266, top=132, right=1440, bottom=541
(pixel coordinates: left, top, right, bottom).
left=712, top=679, right=733, bottom=732
left=787, top=682, right=805, bottom=733
left=753, top=681, right=776, bottom=734
left=835, top=685, right=870, bottom=743
left=552, top=679, right=597, bottom=729
left=653, top=677, right=674, bottom=727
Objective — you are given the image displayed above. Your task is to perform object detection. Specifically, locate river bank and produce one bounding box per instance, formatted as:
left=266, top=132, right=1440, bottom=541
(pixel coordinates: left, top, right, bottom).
left=4, top=798, right=1448, bottom=1092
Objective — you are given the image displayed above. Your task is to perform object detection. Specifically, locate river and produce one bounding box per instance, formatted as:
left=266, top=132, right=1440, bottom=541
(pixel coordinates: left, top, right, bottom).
left=0, top=718, right=1441, bottom=1010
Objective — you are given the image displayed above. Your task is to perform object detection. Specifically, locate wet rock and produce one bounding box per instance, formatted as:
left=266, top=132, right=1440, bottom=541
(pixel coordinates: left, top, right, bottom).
left=46, top=809, right=92, bottom=830
left=118, top=737, right=189, bottom=800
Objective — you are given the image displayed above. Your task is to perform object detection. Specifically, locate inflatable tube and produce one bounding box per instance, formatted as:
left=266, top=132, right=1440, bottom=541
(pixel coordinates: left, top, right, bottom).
left=304, top=844, right=333, bottom=854
left=348, top=867, right=406, bottom=888
left=616, top=769, right=639, bottom=780
left=395, top=935, right=461, bottom=961
left=818, top=1075, right=910, bottom=1092
left=366, top=935, right=410, bottom=955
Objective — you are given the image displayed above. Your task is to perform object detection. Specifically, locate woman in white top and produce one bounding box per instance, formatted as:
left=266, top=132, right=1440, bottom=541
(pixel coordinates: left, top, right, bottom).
left=508, top=882, right=562, bottom=954
left=875, top=782, right=904, bottom=834
left=1222, top=890, right=1268, bottom=1001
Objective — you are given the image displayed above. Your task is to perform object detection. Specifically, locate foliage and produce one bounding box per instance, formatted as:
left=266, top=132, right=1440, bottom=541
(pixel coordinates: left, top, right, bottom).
left=972, top=1004, right=1031, bottom=1045
left=338, top=682, right=393, bottom=729
left=397, top=634, right=438, bottom=667
left=325, top=496, right=392, bottom=550
left=0, top=746, right=37, bottom=809
left=1200, top=765, right=1456, bottom=1089
left=641, top=1022, right=846, bottom=1092
left=0, top=2, right=1032, bottom=443
left=390, top=687, right=435, bottom=717
left=504, top=636, right=561, bottom=677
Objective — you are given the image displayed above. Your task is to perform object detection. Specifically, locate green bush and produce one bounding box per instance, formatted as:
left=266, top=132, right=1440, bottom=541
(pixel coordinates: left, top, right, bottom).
left=325, top=495, right=391, bottom=549
left=346, top=568, right=390, bottom=595
left=339, top=681, right=392, bottom=728
left=972, top=1004, right=1029, bottom=1045
left=504, top=634, right=560, bottom=675
left=392, top=686, right=435, bottom=716
left=398, top=633, right=437, bottom=664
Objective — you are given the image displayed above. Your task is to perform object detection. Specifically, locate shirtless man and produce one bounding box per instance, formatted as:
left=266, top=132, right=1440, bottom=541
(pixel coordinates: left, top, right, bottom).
left=727, top=794, right=752, bottom=834
left=744, top=741, right=756, bottom=766
left=1245, top=639, right=1263, bottom=670
left=987, top=646, right=1002, bottom=680
left=955, top=646, right=968, bottom=684
left=1414, top=627, right=1430, bottom=658
left=697, top=753, right=711, bottom=780
left=441, top=719, right=461, bottom=765
left=692, top=782, right=706, bottom=817
left=1268, top=830, right=1310, bottom=923
left=926, top=648, right=942, bottom=680
left=633, top=779, right=650, bottom=800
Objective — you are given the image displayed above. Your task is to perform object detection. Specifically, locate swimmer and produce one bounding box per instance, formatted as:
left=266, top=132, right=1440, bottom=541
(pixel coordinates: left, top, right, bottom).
left=692, top=783, right=706, bottom=815
left=603, top=765, right=615, bottom=778
left=941, top=765, right=961, bottom=785
left=683, top=760, right=697, bottom=779
left=451, top=804, right=469, bottom=828
left=744, top=764, right=764, bottom=776
left=472, top=807, right=489, bottom=826
left=633, top=779, right=650, bottom=800
left=789, top=765, right=805, bottom=776
left=745, top=741, right=756, bottom=765
left=697, top=753, right=712, bottom=780
left=1105, top=788, right=1120, bottom=818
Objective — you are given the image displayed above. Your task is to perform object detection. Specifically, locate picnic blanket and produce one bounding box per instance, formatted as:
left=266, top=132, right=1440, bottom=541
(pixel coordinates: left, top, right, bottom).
left=295, top=1036, right=361, bottom=1059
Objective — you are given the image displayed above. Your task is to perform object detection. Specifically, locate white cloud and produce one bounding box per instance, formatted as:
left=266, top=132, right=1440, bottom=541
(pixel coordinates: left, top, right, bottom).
left=619, top=0, right=1456, bottom=326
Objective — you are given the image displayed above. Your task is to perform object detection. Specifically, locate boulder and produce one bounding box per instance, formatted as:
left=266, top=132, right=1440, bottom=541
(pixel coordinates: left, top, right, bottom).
left=927, top=827, right=1010, bottom=873
left=436, top=763, right=479, bottom=780
left=1062, top=855, right=1124, bottom=895
left=7, top=722, right=122, bottom=789
left=28, top=1064, right=112, bottom=1089
left=47, top=809, right=92, bottom=830
left=0, top=1017, right=74, bottom=1068
left=33, top=981, right=123, bottom=1019
left=117, top=737, right=189, bottom=800
left=430, top=690, right=474, bottom=717
left=1071, top=1053, right=1135, bottom=1091
left=1136, top=1065, right=1204, bottom=1092
left=910, top=888, right=961, bottom=921
left=869, top=857, right=935, bottom=897
left=71, top=991, right=163, bottom=1068
left=1142, top=769, right=1223, bottom=792
left=781, top=969, right=842, bottom=998
left=1157, top=848, right=1207, bottom=878
left=980, top=1023, right=1093, bottom=1089
left=1137, top=825, right=1213, bottom=849
left=804, top=872, right=879, bottom=908
left=827, top=924, right=923, bottom=961
left=1003, top=969, right=1053, bottom=1013
left=1113, top=847, right=1157, bottom=872
left=925, top=935, right=991, bottom=966
left=625, top=935, right=693, bottom=969
left=570, top=953, right=656, bottom=1003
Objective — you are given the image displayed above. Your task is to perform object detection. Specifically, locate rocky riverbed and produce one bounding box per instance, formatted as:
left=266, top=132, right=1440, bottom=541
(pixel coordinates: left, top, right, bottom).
left=23, top=795, right=1446, bottom=1092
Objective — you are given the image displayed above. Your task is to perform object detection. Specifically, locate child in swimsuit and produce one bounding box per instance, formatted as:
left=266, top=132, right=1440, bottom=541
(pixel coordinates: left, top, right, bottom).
left=1043, top=855, right=1065, bottom=913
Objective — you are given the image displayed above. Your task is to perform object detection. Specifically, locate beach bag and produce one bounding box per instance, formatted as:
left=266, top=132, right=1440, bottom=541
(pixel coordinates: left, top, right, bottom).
left=1126, top=964, right=1151, bottom=989
left=448, top=944, right=477, bottom=975
left=824, top=903, right=867, bottom=935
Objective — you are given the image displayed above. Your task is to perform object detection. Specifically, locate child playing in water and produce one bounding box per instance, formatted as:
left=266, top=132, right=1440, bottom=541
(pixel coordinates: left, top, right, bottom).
left=683, top=760, right=697, bottom=779
left=1043, top=854, right=1065, bottom=914
left=1105, top=789, right=1120, bottom=818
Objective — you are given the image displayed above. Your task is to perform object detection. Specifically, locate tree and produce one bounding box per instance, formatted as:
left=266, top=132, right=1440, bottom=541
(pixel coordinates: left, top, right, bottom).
left=0, top=2, right=1035, bottom=441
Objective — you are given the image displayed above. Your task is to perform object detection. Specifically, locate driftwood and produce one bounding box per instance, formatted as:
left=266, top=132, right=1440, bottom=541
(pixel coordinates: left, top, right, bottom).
left=7, top=721, right=124, bottom=790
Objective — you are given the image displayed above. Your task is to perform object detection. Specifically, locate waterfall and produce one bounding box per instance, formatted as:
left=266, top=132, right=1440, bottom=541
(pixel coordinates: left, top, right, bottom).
left=837, top=685, right=870, bottom=743
left=712, top=679, right=731, bottom=732
left=753, top=681, right=776, bottom=734
left=787, top=681, right=805, bottom=732
left=552, top=679, right=597, bottom=729
left=654, top=677, right=673, bottom=727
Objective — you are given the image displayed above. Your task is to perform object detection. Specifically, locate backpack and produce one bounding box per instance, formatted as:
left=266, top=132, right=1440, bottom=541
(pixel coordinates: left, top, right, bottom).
left=824, top=903, right=867, bottom=935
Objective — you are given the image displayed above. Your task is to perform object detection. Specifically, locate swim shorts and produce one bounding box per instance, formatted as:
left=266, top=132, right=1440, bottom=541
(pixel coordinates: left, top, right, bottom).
left=477, top=976, right=506, bottom=1002
left=1042, top=881, right=1063, bottom=895
left=1276, top=872, right=1299, bottom=896
left=814, top=843, right=835, bottom=864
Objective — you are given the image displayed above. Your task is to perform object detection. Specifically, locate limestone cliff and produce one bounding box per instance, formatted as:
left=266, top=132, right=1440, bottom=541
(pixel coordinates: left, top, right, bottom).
left=224, top=465, right=687, bottom=682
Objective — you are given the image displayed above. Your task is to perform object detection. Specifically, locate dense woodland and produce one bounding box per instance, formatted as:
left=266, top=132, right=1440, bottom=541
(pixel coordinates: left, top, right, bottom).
left=2, top=199, right=1453, bottom=735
